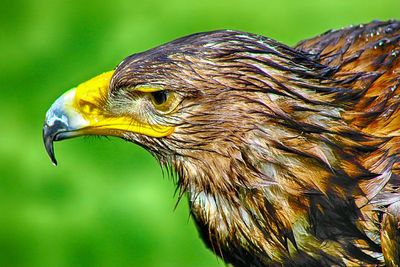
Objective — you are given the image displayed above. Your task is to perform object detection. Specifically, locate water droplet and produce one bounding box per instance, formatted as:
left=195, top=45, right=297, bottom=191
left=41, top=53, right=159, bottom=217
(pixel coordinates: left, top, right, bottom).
left=385, top=27, right=393, bottom=33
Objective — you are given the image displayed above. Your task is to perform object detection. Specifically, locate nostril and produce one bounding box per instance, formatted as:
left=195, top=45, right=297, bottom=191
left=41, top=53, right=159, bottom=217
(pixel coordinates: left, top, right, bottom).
left=78, top=100, right=102, bottom=115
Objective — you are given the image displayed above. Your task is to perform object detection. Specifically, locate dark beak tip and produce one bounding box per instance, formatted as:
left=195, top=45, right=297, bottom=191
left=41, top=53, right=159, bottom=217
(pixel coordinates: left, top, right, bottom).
left=43, top=124, right=58, bottom=166
left=49, top=150, right=58, bottom=166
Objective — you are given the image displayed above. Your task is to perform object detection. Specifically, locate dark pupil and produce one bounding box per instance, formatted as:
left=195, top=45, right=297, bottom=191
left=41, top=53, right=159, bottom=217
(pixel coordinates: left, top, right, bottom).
left=152, top=90, right=169, bottom=105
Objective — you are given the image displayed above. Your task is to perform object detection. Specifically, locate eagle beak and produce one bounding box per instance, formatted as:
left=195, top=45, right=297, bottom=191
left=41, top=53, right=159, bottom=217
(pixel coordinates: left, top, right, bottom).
left=43, top=89, right=79, bottom=165
left=43, top=83, right=94, bottom=166
left=43, top=70, right=174, bottom=165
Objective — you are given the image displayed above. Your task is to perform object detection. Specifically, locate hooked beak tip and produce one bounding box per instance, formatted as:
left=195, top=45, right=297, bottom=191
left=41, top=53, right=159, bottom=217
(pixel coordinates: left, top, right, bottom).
left=43, top=123, right=58, bottom=166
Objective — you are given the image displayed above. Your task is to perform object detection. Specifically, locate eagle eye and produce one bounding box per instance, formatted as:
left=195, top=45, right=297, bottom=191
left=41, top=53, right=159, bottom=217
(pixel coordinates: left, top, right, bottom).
left=151, top=90, right=169, bottom=106
left=148, top=90, right=179, bottom=113
left=133, top=85, right=179, bottom=113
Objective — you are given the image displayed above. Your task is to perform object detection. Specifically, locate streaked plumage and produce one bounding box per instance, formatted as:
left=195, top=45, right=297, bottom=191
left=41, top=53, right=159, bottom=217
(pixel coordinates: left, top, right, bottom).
left=44, top=20, right=400, bottom=266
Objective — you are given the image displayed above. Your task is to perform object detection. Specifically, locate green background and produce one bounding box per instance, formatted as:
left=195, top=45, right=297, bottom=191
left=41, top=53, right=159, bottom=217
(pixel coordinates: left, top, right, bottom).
left=1, top=0, right=398, bottom=266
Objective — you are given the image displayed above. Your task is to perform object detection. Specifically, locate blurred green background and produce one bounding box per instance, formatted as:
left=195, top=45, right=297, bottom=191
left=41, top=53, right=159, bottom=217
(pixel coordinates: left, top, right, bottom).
left=1, top=0, right=399, bottom=266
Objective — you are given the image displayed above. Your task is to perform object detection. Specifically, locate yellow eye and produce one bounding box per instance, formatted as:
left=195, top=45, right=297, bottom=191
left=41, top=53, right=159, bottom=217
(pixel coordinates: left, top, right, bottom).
left=149, top=90, right=179, bottom=113
left=134, top=85, right=180, bottom=113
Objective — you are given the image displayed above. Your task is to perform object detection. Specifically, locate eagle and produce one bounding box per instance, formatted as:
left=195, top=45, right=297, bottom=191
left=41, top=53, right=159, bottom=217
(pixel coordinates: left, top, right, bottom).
left=43, top=20, right=400, bottom=266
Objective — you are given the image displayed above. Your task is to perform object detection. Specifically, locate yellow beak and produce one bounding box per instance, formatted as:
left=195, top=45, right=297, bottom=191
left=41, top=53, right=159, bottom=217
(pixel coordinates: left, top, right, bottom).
left=43, top=71, right=174, bottom=165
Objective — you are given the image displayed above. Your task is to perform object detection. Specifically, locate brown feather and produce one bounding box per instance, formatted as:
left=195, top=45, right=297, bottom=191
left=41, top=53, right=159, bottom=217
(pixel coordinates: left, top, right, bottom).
left=106, top=21, right=400, bottom=266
